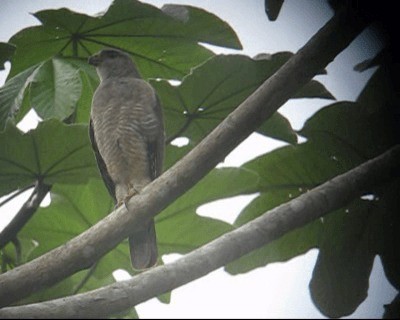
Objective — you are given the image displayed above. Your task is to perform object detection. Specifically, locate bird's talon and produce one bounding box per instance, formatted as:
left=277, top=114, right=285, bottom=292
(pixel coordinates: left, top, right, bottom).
left=115, top=201, right=124, bottom=210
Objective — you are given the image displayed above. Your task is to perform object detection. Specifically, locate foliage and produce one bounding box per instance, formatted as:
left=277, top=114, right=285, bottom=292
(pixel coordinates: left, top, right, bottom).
left=225, top=62, right=399, bottom=317
left=0, top=0, right=398, bottom=318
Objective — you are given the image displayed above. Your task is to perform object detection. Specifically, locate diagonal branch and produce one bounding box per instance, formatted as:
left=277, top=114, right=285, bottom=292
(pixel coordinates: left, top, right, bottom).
left=0, top=184, right=34, bottom=208
left=0, top=145, right=398, bottom=318
left=0, top=181, right=51, bottom=249
left=0, top=7, right=369, bottom=307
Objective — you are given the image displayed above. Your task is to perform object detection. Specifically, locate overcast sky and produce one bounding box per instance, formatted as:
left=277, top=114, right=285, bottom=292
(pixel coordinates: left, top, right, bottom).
left=0, top=0, right=396, bottom=318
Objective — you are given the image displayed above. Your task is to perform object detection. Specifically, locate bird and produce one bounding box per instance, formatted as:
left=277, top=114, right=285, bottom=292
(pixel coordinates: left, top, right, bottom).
left=88, top=48, right=165, bottom=269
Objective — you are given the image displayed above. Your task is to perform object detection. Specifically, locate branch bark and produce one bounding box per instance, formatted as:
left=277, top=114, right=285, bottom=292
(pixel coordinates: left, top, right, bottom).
left=0, top=181, right=51, bottom=249
left=0, top=145, right=398, bottom=318
left=0, top=7, right=369, bottom=307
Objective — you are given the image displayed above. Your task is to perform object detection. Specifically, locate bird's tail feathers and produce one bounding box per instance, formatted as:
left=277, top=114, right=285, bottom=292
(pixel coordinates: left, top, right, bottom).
left=129, top=219, right=158, bottom=270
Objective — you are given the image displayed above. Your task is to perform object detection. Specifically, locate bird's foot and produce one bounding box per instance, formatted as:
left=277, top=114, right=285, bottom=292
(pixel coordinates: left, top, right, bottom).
left=122, top=187, right=139, bottom=210
left=115, top=201, right=124, bottom=210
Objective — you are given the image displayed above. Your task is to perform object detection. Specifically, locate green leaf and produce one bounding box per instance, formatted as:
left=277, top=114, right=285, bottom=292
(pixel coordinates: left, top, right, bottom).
left=10, top=167, right=257, bottom=302
left=375, top=179, right=400, bottom=291
left=0, top=119, right=98, bottom=197
left=294, top=79, right=335, bottom=100
left=0, top=42, right=16, bottom=70
left=8, top=0, right=241, bottom=80
left=160, top=4, right=242, bottom=49
left=300, top=101, right=397, bottom=160
left=153, top=53, right=333, bottom=146
left=257, top=112, right=297, bottom=145
left=0, top=65, right=37, bottom=130
left=357, top=64, right=398, bottom=114
left=19, top=180, right=129, bottom=278
left=164, top=143, right=194, bottom=170
left=0, top=57, right=86, bottom=130
left=226, top=88, right=398, bottom=317
left=226, top=190, right=321, bottom=275
left=56, top=57, right=100, bottom=124
left=309, top=201, right=377, bottom=318
left=224, top=143, right=390, bottom=317
left=75, top=70, right=97, bottom=124
left=157, top=167, right=259, bottom=254
left=225, top=141, right=349, bottom=274
left=15, top=180, right=131, bottom=302
left=29, top=58, right=82, bottom=120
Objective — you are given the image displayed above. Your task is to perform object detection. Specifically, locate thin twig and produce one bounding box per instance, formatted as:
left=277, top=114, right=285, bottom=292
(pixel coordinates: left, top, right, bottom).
left=0, top=185, right=34, bottom=208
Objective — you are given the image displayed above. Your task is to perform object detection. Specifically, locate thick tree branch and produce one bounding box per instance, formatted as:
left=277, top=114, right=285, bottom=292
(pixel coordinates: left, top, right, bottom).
left=0, top=181, right=51, bottom=249
left=0, top=8, right=369, bottom=307
left=0, top=145, right=398, bottom=318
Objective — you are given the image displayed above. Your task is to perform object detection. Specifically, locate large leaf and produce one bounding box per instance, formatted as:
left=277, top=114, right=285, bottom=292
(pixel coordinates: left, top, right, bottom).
left=379, top=180, right=400, bottom=291
left=29, top=58, right=82, bottom=120
left=0, top=42, right=15, bottom=70
left=225, top=143, right=396, bottom=317
left=12, top=179, right=131, bottom=306
left=7, top=167, right=258, bottom=303
left=225, top=140, right=354, bottom=274
left=1, top=0, right=242, bottom=129
left=225, top=71, right=398, bottom=317
left=66, top=58, right=100, bottom=124
left=0, top=65, right=37, bottom=130
left=0, top=119, right=98, bottom=197
left=0, top=57, right=88, bottom=130
left=300, top=101, right=397, bottom=161
left=157, top=167, right=259, bottom=254
left=7, top=0, right=241, bottom=80
left=152, top=53, right=334, bottom=145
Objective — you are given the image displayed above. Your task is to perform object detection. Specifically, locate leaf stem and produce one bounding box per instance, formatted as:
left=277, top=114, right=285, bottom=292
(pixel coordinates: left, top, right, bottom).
left=0, top=180, right=51, bottom=249
left=0, top=184, right=34, bottom=208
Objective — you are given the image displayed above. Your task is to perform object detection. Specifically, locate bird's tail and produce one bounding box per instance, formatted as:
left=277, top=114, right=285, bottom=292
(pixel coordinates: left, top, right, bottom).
left=129, top=218, right=158, bottom=270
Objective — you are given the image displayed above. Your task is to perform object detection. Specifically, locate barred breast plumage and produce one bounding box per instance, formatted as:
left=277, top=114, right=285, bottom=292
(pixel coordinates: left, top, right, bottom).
left=88, top=49, right=164, bottom=269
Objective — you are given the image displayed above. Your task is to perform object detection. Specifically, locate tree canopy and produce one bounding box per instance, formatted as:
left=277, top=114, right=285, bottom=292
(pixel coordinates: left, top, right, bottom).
left=0, top=0, right=398, bottom=318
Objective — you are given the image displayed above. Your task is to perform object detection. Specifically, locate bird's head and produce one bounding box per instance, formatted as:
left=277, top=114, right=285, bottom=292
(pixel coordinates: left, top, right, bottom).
left=88, top=49, right=141, bottom=80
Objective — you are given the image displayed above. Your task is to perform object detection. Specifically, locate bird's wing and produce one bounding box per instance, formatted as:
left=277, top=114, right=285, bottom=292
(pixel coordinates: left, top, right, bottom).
left=89, top=118, right=117, bottom=203
left=147, top=94, right=165, bottom=180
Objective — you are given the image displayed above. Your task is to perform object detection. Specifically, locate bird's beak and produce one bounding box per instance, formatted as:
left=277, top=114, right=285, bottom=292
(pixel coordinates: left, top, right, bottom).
left=88, top=54, right=101, bottom=66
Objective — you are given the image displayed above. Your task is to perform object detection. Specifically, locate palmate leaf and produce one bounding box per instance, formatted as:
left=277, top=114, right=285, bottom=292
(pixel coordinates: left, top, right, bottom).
left=0, top=119, right=98, bottom=197
left=11, top=166, right=258, bottom=303
left=29, top=58, right=82, bottom=120
left=225, top=75, right=398, bottom=317
left=225, top=140, right=354, bottom=274
left=13, top=179, right=129, bottom=306
left=0, top=65, right=37, bottom=130
left=0, top=57, right=95, bottom=130
left=152, top=53, right=334, bottom=146
left=300, top=101, right=398, bottom=161
left=157, top=167, right=259, bottom=254
left=224, top=138, right=394, bottom=318
left=7, top=0, right=241, bottom=80
left=1, top=0, right=241, bottom=129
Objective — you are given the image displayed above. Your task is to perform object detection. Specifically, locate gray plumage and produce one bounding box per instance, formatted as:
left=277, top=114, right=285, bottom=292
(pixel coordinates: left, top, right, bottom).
left=88, top=48, right=164, bottom=269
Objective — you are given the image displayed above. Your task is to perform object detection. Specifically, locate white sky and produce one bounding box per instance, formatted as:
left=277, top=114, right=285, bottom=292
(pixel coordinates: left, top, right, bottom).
left=0, top=0, right=396, bottom=318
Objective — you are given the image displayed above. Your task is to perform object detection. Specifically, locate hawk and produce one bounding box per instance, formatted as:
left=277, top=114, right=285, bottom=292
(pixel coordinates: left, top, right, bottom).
left=88, top=49, right=164, bottom=269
